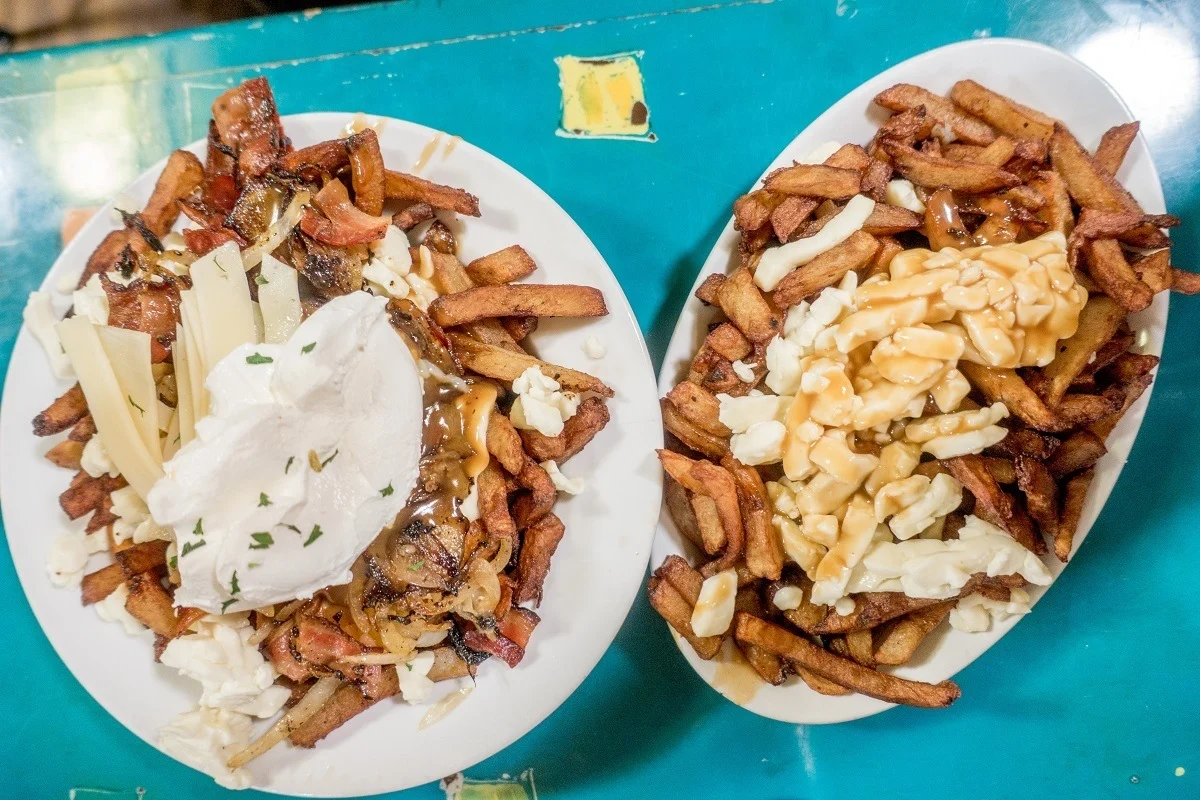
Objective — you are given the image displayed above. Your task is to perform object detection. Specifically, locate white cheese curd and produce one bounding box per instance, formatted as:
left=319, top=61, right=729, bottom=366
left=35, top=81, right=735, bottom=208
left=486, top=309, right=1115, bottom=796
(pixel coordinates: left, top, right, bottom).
left=717, top=392, right=791, bottom=433
left=885, top=179, right=926, bottom=214
left=754, top=194, right=876, bottom=291
left=46, top=534, right=88, bottom=588
left=582, top=336, right=607, bottom=359
left=949, top=588, right=1033, bottom=632
left=843, top=515, right=1052, bottom=601
left=23, top=291, right=73, bottom=379
left=80, top=434, right=121, bottom=478
left=730, top=420, right=787, bottom=466
left=72, top=274, right=110, bottom=325
left=159, top=707, right=254, bottom=790
left=690, top=569, right=738, bottom=637
left=541, top=460, right=584, bottom=495
left=148, top=292, right=423, bottom=613
left=397, top=650, right=437, bottom=704
left=160, top=616, right=289, bottom=717
left=459, top=479, right=481, bottom=522
left=509, top=366, right=580, bottom=437
left=84, top=529, right=108, bottom=554
left=731, top=359, right=756, bottom=383
left=803, top=141, right=844, bottom=163
left=834, top=597, right=856, bottom=616
left=95, top=582, right=149, bottom=635
left=772, top=585, right=804, bottom=611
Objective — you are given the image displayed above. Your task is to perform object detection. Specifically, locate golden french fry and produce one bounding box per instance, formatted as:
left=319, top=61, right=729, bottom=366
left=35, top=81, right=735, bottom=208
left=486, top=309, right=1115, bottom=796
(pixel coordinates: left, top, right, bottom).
left=973, top=135, right=1018, bottom=167
left=814, top=592, right=947, bottom=635
left=383, top=169, right=480, bottom=216
left=764, top=164, right=861, bottom=199
left=658, top=450, right=744, bottom=571
left=862, top=205, right=923, bottom=236
left=1049, top=124, right=1141, bottom=213
left=1055, top=468, right=1095, bottom=562
left=772, top=231, right=879, bottom=308
left=721, top=455, right=782, bottom=580
left=716, top=267, right=781, bottom=343
left=1015, top=455, right=1058, bottom=544
left=430, top=284, right=607, bottom=328
left=771, top=196, right=820, bottom=243
left=125, top=572, right=180, bottom=636
left=519, top=396, right=609, bottom=463
left=666, top=381, right=732, bottom=438
left=465, top=245, right=538, bottom=285
left=949, top=79, right=1057, bottom=142
left=874, top=602, right=954, bottom=666
left=1084, top=239, right=1154, bottom=312
left=1093, top=121, right=1139, bottom=176
left=1046, top=430, right=1107, bottom=478
left=883, top=141, right=1021, bottom=193
left=81, top=564, right=124, bottom=605
left=44, top=440, right=84, bottom=470
left=448, top=332, right=612, bottom=396
left=33, top=383, right=89, bottom=437
left=873, top=83, right=997, bottom=145
left=947, top=455, right=1044, bottom=554
left=1041, top=295, right=1125, bottom=406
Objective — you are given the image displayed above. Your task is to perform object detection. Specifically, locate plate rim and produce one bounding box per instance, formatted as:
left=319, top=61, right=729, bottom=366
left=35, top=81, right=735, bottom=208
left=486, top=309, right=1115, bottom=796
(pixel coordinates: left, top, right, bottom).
left=650, top=36, right=1168, bottom=724
left=0, top=110, right=664, bottom=796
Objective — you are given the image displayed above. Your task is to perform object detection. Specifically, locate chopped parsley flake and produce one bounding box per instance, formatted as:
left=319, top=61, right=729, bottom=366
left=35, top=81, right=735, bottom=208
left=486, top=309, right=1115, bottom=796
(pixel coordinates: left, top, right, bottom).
left=249, top=532, right=274, bottom=550
left=221, top=599, right=236, bottom=612
left=128, top=396, right=145, bottom=416
left=380, top=483, right=394, bottom=497
left=321, top=450, right=339, bottom=469
left=406, top=663, right=413, bottom=672
left=303, top=525, right=324, bottom=547
left=180, top=540, right=206, bottom=557
left=281, top=523, right=303, bottom=536
left=246, top=352, right=273, bottom=365
left=248, top=562, right=261, bottom=569
left=194, top=519, right=204, bottom=537
left=301, top=342, right=316, bottom=354
left=169, top=556, right=178, bottom=571
left=408, top=560, right=425, bottom=571
left=254, top=273, right=269, bottom=286
left=230, top=570, right=240, bottom=596
left=285, top=456, right=295, bottom=473
left=258, top=492, right=272, bottom=507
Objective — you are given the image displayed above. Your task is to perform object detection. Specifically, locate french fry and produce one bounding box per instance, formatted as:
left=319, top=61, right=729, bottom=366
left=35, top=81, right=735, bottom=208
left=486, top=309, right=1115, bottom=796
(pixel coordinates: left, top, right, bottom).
left=1134, top=250, right=1172, bottom=293
left=515, top=512, right=564, bottom=605
left=649, top=556, right=723, bottom=659
left=973, top=135, right=1018, bottom=167
left=59, top=472, right=125, bottom=521
left=796, top=666, right=853, bottom=695
left=661, top=399, right=730, bottom=459
left=383, top=169, right=480, bottom=216
left=125, top=572, right=179, bottom=636
left=1055, top=468, right=1095, bottom=562
left=883, top=141, right=1021, bottom=193
left=875, top=105, right=934, bottom=148
left=873, top=83, right=997, bottom=145
left=345, top=129, right=386, bottom=215
left=1028, top=170, right=1073, bottom=235
left=1046, top=430, right=1107, bottom=478
left=844, top=629, right=876, bottom=668
left=861, top=205, right=923, bottom=236
left=44, top=440, right=84, bottom=470
left=949, top=80, right=1056, bottom=142
left=695, top=274, right=726, bottom=305
left=290, top=672, right=398, bottom=748
left=947, top=455, right=1045, bottom=554
left=1084, top=239, right=1153, bottom=312
left=1015, top=456, right=1059, bottom=542
left=501, top=317, right=538, bottom=342
left=68, top=414, right=97, bottom=443
left=658, top=450, right=744, bottom=572
left=721, top=455, right=782, bottom=580
left=772, top=231, right=879, bottom=308
left=735, top=614, right=961, bottom=708
left=142, top=150, right=205, bottom=237
left=734, top=190, right=783, bottom=231
left=518, top=396, right=609, bottom=463
left=814, top=592, right=946, bottom=635
left=691, top=493, right=727, bottom=555
left=770, top=196, right=820, bottom=243
left=987, top=428, right=1061, bottom=460
left=715, top=267, right=781, bottom=343
left=1093, top=121, right=1139, bottom=176
left=1040, top=295, right=1125, bottom=406
left=1171, top=268, right=1200, bottom=295
left=861, top=158, right=892, bottom=202
left=485, top=412, right=527, bottom=475
left=392, top=201, right=436, bottom=231
left=1049, top=124, right=1141, bottom=213
left=666, top=381, right=731, bottom=438
left=958, top=363, right=1068, bottom=432
left=874, top=602, right=954, bottom=665
left=476, top=462, right=516, bottom=539
left=665, top=476, right=704, bottom=551
left=447, top=333, right=612, bottom=397
left=430, top=285, right=607, bottom=328
left=33, top=383, right=89, bottom=437
left=81, top=564, right=124, bottom=605
left=512, top=460, right=556, bottom=529
left=115, top=540, right=170, bottom=578
left=465, top=245, right=537, bottom=285
left=764, top=164, right=861, bottom=199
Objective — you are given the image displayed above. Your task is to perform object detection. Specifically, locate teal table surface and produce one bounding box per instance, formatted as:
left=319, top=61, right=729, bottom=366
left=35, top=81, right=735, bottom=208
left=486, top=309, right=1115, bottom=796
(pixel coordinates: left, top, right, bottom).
left=2, top=1, right=1198, bottom=797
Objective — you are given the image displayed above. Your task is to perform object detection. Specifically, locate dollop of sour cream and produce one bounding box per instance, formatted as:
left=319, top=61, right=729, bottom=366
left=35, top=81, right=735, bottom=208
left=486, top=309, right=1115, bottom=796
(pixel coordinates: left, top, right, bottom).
left=148, top=292, right=423, bottom=613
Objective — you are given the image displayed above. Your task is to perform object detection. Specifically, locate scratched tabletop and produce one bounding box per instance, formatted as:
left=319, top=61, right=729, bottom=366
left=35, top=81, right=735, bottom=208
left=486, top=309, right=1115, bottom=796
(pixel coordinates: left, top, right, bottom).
left=1, top=1, right=1198, bottom=798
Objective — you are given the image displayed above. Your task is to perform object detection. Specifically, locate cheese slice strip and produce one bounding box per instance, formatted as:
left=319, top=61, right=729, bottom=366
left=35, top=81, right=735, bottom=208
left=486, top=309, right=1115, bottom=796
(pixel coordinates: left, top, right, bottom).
left=190, top=241, right=258, bottom=371
left=179, top=291, right=210, bottom=421
left=258, top=254, right=302, bottom=344
left=95, top=325, right=161, bottom=467
left=162, top=404, right=181, bottom=462
left=57, top=318, right=163, bottom=498
left=173, top=323, right=196, bottom=447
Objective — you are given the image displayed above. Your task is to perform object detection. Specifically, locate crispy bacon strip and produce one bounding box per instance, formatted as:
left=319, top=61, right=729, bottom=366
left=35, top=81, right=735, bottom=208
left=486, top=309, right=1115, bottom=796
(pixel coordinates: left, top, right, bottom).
left=211, top=77, right=286, bottom=181
left=384, top=170, right=481, bottom=216
left=182, top=227, right=246, bottom=256
left=300, top=179, right=391, bottom=246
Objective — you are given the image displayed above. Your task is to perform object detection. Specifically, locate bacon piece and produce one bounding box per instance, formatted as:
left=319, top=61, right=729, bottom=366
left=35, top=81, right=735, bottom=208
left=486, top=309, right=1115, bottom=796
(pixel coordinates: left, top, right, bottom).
left=103, top=277, right=182, bottom=362
left=203, top=119, right=239, bottom=214
left=293, top=617, right=390, bottom=699
left=497, top=606, right=540, bottom=650
left=182, top=227, right=246, bottom=255
left=264, top=625, right=310, bottom=682
left=211, top=77, right=286, bottom=181
left=300, top=179, right=391, bottom=246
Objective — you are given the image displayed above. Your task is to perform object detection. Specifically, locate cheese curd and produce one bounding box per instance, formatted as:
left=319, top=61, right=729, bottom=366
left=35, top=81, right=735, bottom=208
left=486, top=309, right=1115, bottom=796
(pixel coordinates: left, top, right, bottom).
left=949, top=588, right=1034, bottom=632
left=80, top=433, right=120, bottom=478
left=95, top=582, right=149, bottom=635
left=397, top=650, right=437, bottom=704
left=690, top=569, right=738, bottom=637
left=160, top=615, right=290, bottom=717
left=509, top=366, right=580, bottom=437
left=734, top=233, right=1083, bottom=609
left=159, top=707, right=254, bottom=790
left=541, top=459, right=584, bottom=495
left=46, top=534, right=88, bottom=588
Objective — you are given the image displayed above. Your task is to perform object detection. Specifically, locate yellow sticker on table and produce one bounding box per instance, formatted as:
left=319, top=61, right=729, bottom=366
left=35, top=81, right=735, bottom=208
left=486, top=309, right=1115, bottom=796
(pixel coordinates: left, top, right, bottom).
left=556, top=53, right=654, bottom=141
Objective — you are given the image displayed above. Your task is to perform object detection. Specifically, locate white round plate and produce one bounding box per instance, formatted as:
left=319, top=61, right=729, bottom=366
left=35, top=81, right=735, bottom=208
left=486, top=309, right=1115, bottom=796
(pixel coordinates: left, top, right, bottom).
left=1, top=113, right=663, bottom=796
left=651, top=38, right=1168, bottom=724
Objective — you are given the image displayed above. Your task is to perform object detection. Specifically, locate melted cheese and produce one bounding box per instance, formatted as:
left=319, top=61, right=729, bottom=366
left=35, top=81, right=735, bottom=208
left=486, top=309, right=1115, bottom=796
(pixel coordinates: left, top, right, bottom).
left=95, top=325, right=161, bottom=467
left=258, top=254, right=302, bottom=344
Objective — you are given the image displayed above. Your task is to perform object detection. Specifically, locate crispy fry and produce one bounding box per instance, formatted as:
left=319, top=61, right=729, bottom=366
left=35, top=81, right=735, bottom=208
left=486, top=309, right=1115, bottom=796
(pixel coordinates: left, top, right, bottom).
left=666, top=381, right=731, bottom=437
left=1094, top=121, right=1139, bottom=176
left=290, top=671, right=398, bottom=748
left=876, top=105, right=934, bottom=148
left=515, top=512, right=564, bottom=605
left=501, top=317, right=538, bottom=341
left=59, top=471, right=125, bottom=521
left=716, top=267, right=781, bottom=343
left=476, top=462, right=516, bottom=539
left=764, top=164, right=861, bottom=199
left=44, top=440, right=84, bottom=470
left=649, top=556, right=723, bottom=659
left=33, top=383, right=88, bottom=437
left=125, top=572, right=179, bottom=636
left=1049, top=124, right=1141, bottom=213
left=883, top=141, right=1021, bottom=193
left=665, top=476, right=704, bottom=551
left=1083, top=239, right=1153, bottom=312
left=959, top=363, right=1068, bottom=432
left=81, top=564, right=124, bottom=605
left=115, top=540, right=170, bottom=578
left=949, top=80, right=1056, bottom=142
left=447, top=332, right=612, bottom=396
left=1015, top=456, right=1059, bottom=543
left=691, top=494, right=726, bottom=555
left=874, top=601, right=954, bottom=666
left=345, top=129, right=386, bottom=215
left=512, top=460, right=556, bottom=529
left=772, top=231, right=879, bottom=308
left=392, top=201, right=436, bottom=232
left=734, top=189, right=783, bottom=232
left=861, top=205, right=923, bottom=236
left=796, top=666, right=853, bottom=695
left=485, top=412, right=526, bottom=475
left=658, top=450, right=744, bottom=572
left=735, top=614, right=961, bottom=708
left=947, top=455, right=1045, bottom=554
left=873, top=83, right=996, bottom=145
left=814, top=592, right=946, bottom=634
left=1172, top=268, right=1200, bottom=295
left=1134, top=250, right=1172, bottom=293
left=383, top=170, right=480, bottom=216
left=430, top=284, right=606, bottom=328
left=770, top=196, right=820, bottom=243
left=465, top=245, right=537, bottom=286
left=142, top=150, right=204, bottom=237
left=695, top=273, right=727, bottom=305
left=721, top=455, right=782, bottom=580
left=662, top=398, right=730, bottom=459
left=1041, top=295, right=1125, bottom=406
left=844, top=629, right=876, bottom=668
left=518, top=396, right=609, bottom=463
left=1046, top=430, right=1107, bottom=478
left=1028, top=170, right=1073, bottom=235
left=1056, top=468, right=1095, bottom=562
left=68, top=414, right=97, bottom=443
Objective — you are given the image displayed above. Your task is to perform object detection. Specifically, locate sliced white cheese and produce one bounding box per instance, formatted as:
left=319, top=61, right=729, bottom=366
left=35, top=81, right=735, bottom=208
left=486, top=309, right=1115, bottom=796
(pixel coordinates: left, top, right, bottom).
left=56, top=317, right=163, bottom=498
left=754, top=194, right=876, bottom=291
left=24, top=291, right=73, bottom=379
left=173, top=324, right=196, bottom=447
left=190, top=243, right=259, bottom=371
left=179, top=301, right=209, bottom=424
left=258, top=254, right=303, bottom=344
left=95, top=325, right=161, bottom=467
left=163, top=402, right=182, bottom=461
